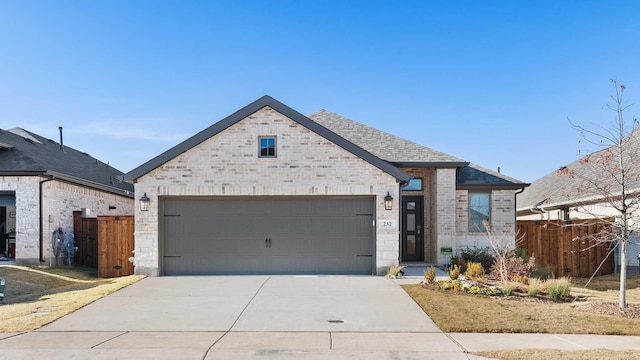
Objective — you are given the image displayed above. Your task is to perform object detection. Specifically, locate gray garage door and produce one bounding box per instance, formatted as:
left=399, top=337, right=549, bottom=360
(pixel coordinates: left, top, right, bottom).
left=161, top=196, right=375, bottom=275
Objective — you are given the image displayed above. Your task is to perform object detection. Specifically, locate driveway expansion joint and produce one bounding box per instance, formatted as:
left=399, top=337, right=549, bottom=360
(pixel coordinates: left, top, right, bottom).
left=91, top=331, right=128, bottom=349
left=552, top=334, right=589, bottom=349
left=445, top=332, right=470, bottom=354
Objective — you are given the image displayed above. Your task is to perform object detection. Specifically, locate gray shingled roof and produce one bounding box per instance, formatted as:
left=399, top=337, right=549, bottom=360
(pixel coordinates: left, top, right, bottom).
left=123, top=96, right=526, bottom=189
left=517, top=128, right=640, bottom=213
left=308, top=110, right=468, bottom=166
left=0, top=127, right=133, bottom=195
left=309, top=110, right=527, bottom=188
left=457, top=163, right=527, bottom=189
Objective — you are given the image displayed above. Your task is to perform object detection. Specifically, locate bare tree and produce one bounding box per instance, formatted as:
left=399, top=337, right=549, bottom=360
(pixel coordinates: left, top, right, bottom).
left=482, top=219, right=531, bottom=283
left=561, top=79, right=640, bottom=309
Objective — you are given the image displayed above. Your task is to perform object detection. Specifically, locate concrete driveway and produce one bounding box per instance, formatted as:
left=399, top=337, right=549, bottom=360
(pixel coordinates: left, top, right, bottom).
left=0, top=276, right=471, bottom=359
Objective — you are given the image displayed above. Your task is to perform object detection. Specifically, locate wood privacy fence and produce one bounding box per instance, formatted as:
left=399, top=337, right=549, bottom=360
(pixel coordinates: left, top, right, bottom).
left=73, top=212, right=135, bottom=278
left=73, top=213, right=97, bottom=268
left=517, top=219, right=615, bottom=278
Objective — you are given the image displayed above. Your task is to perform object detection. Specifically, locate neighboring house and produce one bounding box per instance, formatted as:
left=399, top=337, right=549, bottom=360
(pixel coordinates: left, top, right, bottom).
left=517, top=129, right=640, bottom=272
left=0, top=127, right=134, bottom=265
left=124, top=96, right=527, bottom=276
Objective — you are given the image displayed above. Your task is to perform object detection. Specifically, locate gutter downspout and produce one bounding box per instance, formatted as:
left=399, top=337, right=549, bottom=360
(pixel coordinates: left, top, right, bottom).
left=39, top=175, right=55, bottom=263
left=514, top=188, right=526, bottom=227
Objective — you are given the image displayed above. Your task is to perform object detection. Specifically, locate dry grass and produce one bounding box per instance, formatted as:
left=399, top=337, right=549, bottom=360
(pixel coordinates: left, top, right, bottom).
left=571, top=273, right=640, bottom=303
left=476, top=349, right=640, bottom=360
left=0, top=265, right=143, bottom=332
left=402, top=273, right=640, bottom=334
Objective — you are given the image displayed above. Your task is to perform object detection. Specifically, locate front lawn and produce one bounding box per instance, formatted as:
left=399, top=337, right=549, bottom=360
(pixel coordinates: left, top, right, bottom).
left=402, top=273, right=640, bottom=335
left=0, top=265, right=143, bottom=332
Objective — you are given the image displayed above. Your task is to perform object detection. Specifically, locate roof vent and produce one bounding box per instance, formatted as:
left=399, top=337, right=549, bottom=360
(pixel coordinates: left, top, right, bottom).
left=59, top=126, right=65, bottom=152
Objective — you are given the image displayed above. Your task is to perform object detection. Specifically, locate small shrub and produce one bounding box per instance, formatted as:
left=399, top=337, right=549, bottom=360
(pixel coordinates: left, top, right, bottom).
left=438, top=279, right=458, bottom=291
left=490, top=254, right=536, bottom=281
left=450, top=256, right=467, bottom=273
left=449, top=264, right=461, bottom=280
left=527, top=278, right=541, bottom=297
left=513, top=275, right=529, bottom=285
left=465, top=262, right=485, bottom=279
left=501, top=282, right=517, bottom=296
left=547, top=277, right=571, bottom=300
left=514, top=247, right=529, bottom=263
left=468, top=285, right=481, bottom=294
left=532, top=265, right=555, bottom=280
left=461, top=246, right=494, bottom=271
left=386, top=262, right=405, bottom=278
left=424, top=267, right=436, bottom=284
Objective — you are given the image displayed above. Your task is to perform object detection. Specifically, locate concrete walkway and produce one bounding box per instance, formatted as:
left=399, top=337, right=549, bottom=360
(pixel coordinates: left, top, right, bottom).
left=1, top=275, right=639, bottom=359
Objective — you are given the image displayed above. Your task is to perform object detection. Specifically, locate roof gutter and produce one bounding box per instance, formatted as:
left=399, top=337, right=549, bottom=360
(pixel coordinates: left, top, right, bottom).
left=392, top=161, right=470, bottom=168
left=457, top=183, right=530, bottom=191
left=39, top=175, right=56, bottom=263
left=45, top=171, right=133, bottom=198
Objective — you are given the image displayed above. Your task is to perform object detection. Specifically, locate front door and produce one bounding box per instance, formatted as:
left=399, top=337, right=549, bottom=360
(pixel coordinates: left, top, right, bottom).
left=402, top=197, right=423, bottom=262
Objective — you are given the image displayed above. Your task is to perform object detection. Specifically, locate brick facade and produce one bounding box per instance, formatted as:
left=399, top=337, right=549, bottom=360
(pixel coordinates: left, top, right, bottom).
left=1, top=175, right=134, bottom=265
left=134, top=107, right=401, bottom=276
left=397, top=167, right=517, bottom=265
left=452, top=189, right=516, bottom=258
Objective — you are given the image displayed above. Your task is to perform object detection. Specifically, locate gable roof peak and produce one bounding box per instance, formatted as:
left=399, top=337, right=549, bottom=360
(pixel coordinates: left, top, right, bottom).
left=124, top=96, right=411, bottom=183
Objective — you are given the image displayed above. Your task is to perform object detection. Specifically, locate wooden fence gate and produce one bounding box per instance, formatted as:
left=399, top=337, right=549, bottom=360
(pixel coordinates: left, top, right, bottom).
left=73, top=213, right=134, bottom=278
left=98, top=215, right=135, bottom=278
left=517, top=219, right=615, bottom=278
left=73, top=212, right=98, bottom=268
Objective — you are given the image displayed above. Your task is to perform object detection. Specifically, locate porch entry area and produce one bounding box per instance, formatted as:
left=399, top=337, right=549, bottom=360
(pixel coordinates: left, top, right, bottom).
left=401, top=196, right=424, bottom=262
left=0, top=192, right=16, bottom=259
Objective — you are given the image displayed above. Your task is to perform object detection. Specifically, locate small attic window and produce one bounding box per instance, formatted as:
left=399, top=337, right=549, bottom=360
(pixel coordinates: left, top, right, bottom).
left=259, top=136, right=276, bottom=158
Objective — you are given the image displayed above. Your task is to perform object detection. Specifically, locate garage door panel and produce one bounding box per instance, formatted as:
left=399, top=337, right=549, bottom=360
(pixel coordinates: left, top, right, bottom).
left=162, top=196, right=374, bottom=275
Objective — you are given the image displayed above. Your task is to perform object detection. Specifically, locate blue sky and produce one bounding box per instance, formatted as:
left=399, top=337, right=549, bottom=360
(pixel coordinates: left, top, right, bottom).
left=1, top=1, right=639, bottom=183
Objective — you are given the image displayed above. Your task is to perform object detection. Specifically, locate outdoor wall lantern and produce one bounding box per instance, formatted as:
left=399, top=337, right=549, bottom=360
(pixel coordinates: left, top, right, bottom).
left=139, top=193, right=150, bottom=211
left=384, top=192, right=393, bottom=211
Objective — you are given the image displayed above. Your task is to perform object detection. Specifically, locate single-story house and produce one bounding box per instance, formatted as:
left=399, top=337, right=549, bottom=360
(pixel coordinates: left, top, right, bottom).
left=124, top=96, right=527, bottom=276
left=517, top=128, right=640, bottom=272
left=0, top=127, right=134, bottom=265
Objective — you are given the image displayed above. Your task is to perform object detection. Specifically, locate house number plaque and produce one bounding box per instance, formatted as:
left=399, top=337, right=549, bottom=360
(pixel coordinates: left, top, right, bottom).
left=380, top=220, right=396, bottom=229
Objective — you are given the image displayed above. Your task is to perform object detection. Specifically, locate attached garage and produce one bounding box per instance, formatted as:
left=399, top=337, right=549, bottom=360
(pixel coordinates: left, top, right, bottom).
left=160, top=196, right=375, bottom=275
left=126, top=96, right=410, bottom=276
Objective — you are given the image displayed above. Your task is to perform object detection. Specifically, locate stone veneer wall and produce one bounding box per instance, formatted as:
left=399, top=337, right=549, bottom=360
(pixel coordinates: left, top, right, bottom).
left=434, top=168, right=458, bottom=264
left=134, top=106, right=401, bottom=276
left=0, top=175, right=134, bottom=265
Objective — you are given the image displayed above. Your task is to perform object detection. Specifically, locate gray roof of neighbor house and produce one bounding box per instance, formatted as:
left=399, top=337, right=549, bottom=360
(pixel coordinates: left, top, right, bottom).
left=0, top=127, right=134, bottom=196
left=124, top=95, right=527, bottom=190
left=517, top=128, right=640, bottom=214
left=309, top=110, right=527, bottom=189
